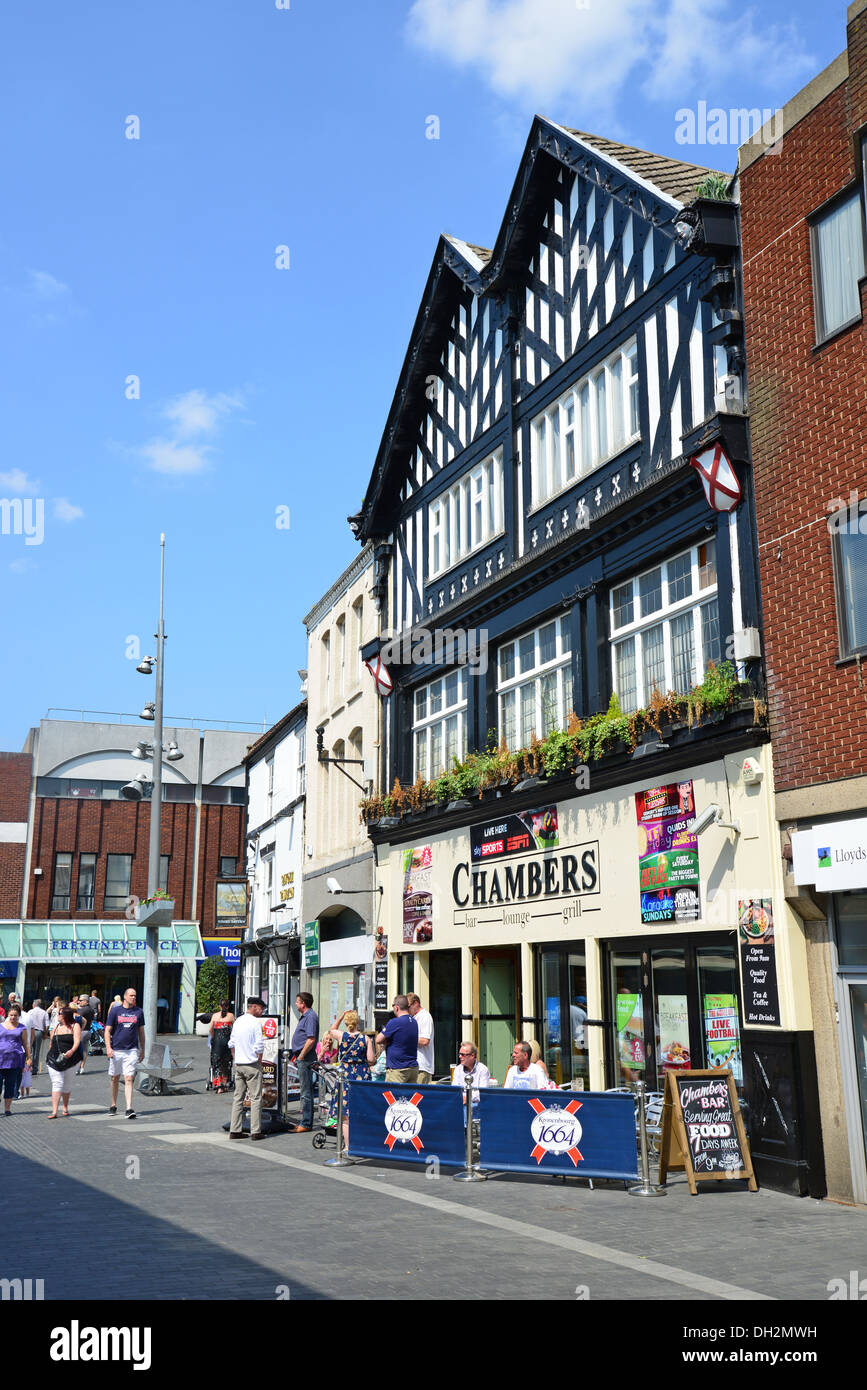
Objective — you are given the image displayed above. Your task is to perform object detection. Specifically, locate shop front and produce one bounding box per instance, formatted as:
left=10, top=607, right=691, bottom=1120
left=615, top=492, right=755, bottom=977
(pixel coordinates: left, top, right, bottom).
left=375, top=745, right=822, bottom=1193
left=3, top=920, right=204, bottom=1033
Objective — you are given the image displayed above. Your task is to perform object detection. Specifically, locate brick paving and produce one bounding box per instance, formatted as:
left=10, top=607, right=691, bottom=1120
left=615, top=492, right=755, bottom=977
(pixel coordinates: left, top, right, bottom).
left=3, top=1035, right=865, bottom=1302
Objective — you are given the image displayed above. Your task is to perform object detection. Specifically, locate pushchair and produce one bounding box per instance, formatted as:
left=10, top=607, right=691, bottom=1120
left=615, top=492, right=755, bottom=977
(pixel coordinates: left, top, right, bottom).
left=88, top=1020, right=105, bottom=1056
left=311, top=1063, right=340, bottom=1149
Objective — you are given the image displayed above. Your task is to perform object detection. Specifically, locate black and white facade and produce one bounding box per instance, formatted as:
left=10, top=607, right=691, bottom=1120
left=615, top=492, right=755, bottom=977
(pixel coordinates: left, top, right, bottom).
left=352, top=120, right=822, bottom=1196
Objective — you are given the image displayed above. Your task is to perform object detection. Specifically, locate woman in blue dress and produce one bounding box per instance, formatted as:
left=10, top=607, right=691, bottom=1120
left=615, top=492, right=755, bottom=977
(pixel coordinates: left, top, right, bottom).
left=326, top=1010, right=374, bottom=1148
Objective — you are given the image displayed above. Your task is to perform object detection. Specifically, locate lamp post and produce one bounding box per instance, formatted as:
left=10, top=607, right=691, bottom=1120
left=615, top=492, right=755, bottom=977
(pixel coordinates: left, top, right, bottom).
left=136, top=535, right=167, bottom=1050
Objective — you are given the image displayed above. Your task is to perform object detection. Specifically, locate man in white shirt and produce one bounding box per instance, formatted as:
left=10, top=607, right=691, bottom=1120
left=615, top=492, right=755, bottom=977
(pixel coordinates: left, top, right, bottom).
left=451, top=1041, right=491, bottom=1105
left=407, top=993, right=435, bottom=1084
left=24, top=998, right=50, bottom=1075
left=228, top=996, right=266, bottom=1141
left=504, top=1041, right=548, bottom=1091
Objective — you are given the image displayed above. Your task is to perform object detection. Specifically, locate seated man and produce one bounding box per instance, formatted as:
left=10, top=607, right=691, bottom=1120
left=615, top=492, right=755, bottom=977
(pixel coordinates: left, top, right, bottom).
left=503, top=1040, right=548, bottom=1090
left=451, top=1041, right=491, bottom=1106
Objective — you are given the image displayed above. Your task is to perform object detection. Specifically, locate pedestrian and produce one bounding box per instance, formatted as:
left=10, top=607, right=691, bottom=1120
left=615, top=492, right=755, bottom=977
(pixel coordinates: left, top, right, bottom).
left=208, top=998, right=235, bottom=1093
left=227, top=996, right=266, bottom=1141
left=47, top=997, right=63, bottom=1030
left=25, top=998, right=50, bottom=1076
left=46, top=1008, right=82, bottom=1118
left=88, top=990, right=101, bottom=1022
left=105, top=987, right=146, bottom=1119
left=288, top=992, right=319, bottom=1134
left=375, top=996, right=419, bottom=1084
left=0, top=1005, right=32, bottom=1115
left=326, top=1009, right=374, bottom=1148
left=504, top=1040, right=548, bottom=1090
left=74, top=995, right=95, bottom=1075
left=406, top=993, right=435, bottom=1083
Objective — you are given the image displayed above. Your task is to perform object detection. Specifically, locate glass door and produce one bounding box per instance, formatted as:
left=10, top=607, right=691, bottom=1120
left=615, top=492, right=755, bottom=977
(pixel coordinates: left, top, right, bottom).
left=651, top=947, right=691, bottom=1090
left=610, top=951, right=645, bottom=1086
left=538, top=950, right=588, bottom=1087
left=696, top=944, right=743, bottom=1085
left=849, top=984, right=867, bottom=1169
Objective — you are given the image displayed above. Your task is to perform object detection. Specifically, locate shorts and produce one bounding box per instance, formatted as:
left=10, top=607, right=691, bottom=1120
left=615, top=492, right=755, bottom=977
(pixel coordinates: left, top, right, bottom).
left=47, top=1065, right=74, bottom=1095
left=108, top=1049, right=139, bottom=1078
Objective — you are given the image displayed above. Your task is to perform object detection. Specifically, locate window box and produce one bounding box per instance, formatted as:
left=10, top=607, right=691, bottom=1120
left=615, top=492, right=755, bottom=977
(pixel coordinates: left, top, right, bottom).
left=690, top=197, right=739, bottom=250
left=135, top=897, right=176, bottom=928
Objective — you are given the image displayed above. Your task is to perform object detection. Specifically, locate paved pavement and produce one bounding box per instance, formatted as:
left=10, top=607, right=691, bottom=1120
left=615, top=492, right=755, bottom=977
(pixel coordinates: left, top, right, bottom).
left=3, top=1035, right=866, bottom=1302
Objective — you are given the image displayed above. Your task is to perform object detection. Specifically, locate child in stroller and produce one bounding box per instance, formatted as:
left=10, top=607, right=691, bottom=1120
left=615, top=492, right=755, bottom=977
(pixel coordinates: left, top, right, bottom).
left=88, top=1019, right=105, bottom=1056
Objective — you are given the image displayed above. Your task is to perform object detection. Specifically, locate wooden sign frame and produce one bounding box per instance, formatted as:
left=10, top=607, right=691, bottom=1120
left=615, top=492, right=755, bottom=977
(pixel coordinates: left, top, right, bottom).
left=658, top=1069, right=757, bottom=1195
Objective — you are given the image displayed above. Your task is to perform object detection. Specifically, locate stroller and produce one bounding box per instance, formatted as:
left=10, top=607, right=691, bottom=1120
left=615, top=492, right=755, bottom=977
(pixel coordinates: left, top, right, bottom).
left=88, top=1020, right=105, bottom=1056
left=311, top=1064, right=341, bottom=1150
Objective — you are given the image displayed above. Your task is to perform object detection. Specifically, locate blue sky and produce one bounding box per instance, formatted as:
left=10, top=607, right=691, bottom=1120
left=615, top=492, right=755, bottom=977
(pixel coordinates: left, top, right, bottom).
left=0, top=0, right=842, bottom=747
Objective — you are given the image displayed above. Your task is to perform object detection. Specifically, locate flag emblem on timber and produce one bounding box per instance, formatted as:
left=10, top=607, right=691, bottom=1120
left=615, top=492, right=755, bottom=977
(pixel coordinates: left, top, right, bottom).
left=527, top=1098, right=583, bottom=1166
left=689, top=442, right=741, bottom=513
left=365, top=653, right=393, bottom=697
left=382, top=1091, right=424, bottom=1152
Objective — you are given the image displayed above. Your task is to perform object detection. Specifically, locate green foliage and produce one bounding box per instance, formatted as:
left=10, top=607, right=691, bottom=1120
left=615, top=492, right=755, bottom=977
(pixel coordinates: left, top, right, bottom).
left=694, top=173, right=730, bottom=201
left=196, top=955, right=229, bottom=1015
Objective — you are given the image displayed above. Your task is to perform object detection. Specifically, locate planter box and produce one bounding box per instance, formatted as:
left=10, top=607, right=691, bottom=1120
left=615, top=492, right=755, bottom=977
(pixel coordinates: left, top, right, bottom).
left=692, top=197, right=738, bottom=249
left=135, top=898, right=175, bottom=929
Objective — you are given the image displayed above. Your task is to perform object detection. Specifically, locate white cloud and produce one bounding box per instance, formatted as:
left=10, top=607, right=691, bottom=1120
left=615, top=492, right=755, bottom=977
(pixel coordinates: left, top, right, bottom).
left=0, top=469, right=41, bottom=494
left=53, top=498, right=84, bottom=522
left=8, top=558, right=33, bottom=574
left=406, top=0, right=813, bottom=127
left=28, top=270, right=69, bottom=299
left=140, top=439, right=212, bottom=475
left=163, top=389, right=244, bottom=439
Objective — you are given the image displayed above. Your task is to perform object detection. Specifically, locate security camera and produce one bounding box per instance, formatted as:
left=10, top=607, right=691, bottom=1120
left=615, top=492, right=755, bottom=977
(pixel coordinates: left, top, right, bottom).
left=688, top=803, right=722, bottom=836
left=326, top=876, right=342, bottom=895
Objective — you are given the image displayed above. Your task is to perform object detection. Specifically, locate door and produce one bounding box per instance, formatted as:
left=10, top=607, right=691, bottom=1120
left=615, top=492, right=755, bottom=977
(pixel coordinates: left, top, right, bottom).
left=538, top=949, right=589, bottom=1086
left=429, top=949, right=461, bottom=1077
left=475, top=949, right=518, bottom=1086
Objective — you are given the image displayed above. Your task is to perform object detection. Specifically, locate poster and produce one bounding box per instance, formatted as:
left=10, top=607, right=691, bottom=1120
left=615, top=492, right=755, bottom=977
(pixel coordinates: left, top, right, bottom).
left=657, top=993, right=691, bottom=1072
left=615, top=991, right=645, bottom=1074
left=738, top=898, right=781, bottom=1026
left=402, top=845, right=433, bottom=944
left=330, top=980, right=340, bottom=1023
left=470, top=806, right=558, bottom=862
left=703, top=993, right=742, bottom=1085
left=635, top=781, right=701, bottom=924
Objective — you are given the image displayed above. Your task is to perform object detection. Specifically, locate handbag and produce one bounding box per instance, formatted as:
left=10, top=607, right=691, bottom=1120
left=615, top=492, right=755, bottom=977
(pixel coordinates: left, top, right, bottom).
left=47, top=1036, right=81, bottom=1071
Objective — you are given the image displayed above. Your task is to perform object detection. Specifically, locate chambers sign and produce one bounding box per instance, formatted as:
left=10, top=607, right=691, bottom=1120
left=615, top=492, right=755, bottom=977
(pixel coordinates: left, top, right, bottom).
left=454, top=809, right=599, bottom=927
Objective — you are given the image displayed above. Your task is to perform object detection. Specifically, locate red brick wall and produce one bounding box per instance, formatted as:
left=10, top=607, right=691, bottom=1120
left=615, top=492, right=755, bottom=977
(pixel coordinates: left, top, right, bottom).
left=0, top=753, right=32, bottom=917
left=740, top=13, right=867, bottom=792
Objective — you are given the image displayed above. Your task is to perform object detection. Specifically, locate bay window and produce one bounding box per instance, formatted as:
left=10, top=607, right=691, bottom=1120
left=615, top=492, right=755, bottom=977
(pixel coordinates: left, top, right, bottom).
left=498, top=617, right=573, bottom=747
left=428, top=450, right=504, bottom=579
left=412, top=669, right=468, bottom=779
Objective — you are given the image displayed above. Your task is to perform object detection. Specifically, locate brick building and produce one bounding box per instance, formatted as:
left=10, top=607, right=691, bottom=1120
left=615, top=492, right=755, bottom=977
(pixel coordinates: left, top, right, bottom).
left=0, top=716, right=257, bottom=1033
left=739, top=0, right=867, bottom=1201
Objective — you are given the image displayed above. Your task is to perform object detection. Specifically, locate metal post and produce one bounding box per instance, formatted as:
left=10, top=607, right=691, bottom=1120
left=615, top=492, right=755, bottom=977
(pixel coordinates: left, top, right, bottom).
left=628, top=1078, right=667, bottom=1196
left=324, top=1069, right=355, bottom=1167
left=143, top=534, right=166, bottom=1054
left=453, top=1075, right=485, bottom=1182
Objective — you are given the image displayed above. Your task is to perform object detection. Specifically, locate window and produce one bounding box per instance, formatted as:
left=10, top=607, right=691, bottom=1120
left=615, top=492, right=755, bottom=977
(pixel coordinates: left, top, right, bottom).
left=76, top=853, right=96, bottom=910
left=220, top=856, right=237, bottom=877
left=297, top=729, right=306, bottom=797
left=412, top=670, right=468, bottom=779
left=428, top=450, right=504, bottom=579
left=104, top=854, right=133, bottom=911
left=160, top=855, right=170, bottom=894
left=610, top=539, right=720, bottom=710
left=832, top=522, right=867, bottom=658
left=266, top=757, right=275, bottom=805
left=322, top=632, right=331, bottom=708
left=531, top=339, right=639, bottom=507
left=51, top=853, right=72, bottom=910
left=811, top=191, right=866, bottom=343
left=497, top=617, right=573, bottom=746
left=352, top=597, right=364, bottom=685
left=336, top=615, right=346, bottom=699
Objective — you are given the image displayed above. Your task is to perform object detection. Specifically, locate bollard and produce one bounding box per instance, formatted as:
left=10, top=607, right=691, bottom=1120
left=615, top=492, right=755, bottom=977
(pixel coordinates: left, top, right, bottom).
left=453, top=1074, right=485, bottom=1182
left=627, top=1078, right=666, bottom=1196
left=324, top=1068, right=355, bottom=1168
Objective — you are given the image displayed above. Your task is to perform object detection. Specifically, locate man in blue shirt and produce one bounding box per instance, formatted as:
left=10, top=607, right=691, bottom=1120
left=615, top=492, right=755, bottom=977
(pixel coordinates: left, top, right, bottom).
left=375, top=995, right=419, bottom=1084
left=288, top=992, right=318, bottom=1132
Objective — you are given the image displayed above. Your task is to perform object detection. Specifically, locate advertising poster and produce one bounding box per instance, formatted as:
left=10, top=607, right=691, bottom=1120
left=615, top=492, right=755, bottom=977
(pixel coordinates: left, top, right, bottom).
left=657, top=993, right=691, bottom=1072
left=738, top=898, right=781, bottom=1027
left=402, top=845, right=433, bottom=945
left=615, top=991, right=645, bottom=1074
left=470, top=806, right=558, bottom=862
left=635, top=781, right=701, bottom=924
left=703, top=993, right=743, bottom=1084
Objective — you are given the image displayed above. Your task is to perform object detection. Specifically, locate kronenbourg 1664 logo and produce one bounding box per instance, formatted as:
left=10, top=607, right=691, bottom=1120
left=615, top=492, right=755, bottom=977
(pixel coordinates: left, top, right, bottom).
left=382, top=1090, right=424, bottom=1153
left=527, top=1097, right=583, bottom=1166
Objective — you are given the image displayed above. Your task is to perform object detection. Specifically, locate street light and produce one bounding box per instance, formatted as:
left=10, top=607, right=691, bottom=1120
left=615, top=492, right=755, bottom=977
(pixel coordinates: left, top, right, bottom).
left=121, top=774, right=153, bottom=801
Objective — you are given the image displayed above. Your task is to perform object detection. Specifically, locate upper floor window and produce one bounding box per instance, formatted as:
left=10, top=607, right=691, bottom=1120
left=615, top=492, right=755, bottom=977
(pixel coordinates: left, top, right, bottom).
left=429, top=450, right=504, bottom=579
left=51, top=853, right=72, bottom=911
left=297, top=729, right=306, bottom=797
left=220, top=856, right=238, bottom=877
left=266, top=756, right=275, bottom=804
left=831, top=520, right=867, bottom=659
left=810, top=191, right=866, bottom=343
left=498, top=617, right=573, bottom=747
left=531, top=339, right=639, bottom=508
left=336, top=615, right=346, bottom=700
left=352, top=597, right=364, bottom=685
left=610, top=539, right=720, bottom=711
left=322, top=631, right=331, bottom=708
left=104, top=854, right=133, bottom=912
left=412, top=669, right=468, bottom=780
left=77, top=853, right=96, bottom=911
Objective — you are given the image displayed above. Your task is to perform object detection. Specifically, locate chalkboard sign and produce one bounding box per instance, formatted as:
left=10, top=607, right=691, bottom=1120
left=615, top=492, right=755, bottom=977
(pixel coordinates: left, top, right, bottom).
left=658, top=1069, right=756, bottom=1195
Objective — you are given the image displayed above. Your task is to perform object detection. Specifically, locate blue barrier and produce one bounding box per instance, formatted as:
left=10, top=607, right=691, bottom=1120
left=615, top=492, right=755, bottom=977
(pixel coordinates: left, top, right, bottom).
left=347, top=1081, right=466, bottom=1166
left=478, top=1088, right=639, bottom=1180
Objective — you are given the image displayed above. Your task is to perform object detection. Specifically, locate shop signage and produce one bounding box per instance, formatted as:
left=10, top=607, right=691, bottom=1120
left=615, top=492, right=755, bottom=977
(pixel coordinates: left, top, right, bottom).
left=478, top=1088, right=638, bottom=1180
left=635, top=781, right=701, bottom=924
left=470, top=806, right=559, bottom=862
left=791, top=818, right=867, bottom=892
left=202, top=939, right=241, bottom=963
left=348, top=1081, right=465, bottom=1166
left=738, top=899, right=780, bottom=1027
left=452, top=839, right=600, bottom=926
left=216, top=881, right=247, bottom=927
left=658, top=1070, right=757, bottom=1194
left=303, top=920, right=319, bottom=968
left=261, top=1017, right=281, bottom=1111
left=48, top=939, right=180, bottom=954
left=374, top=962, right=389, bottom=1012
left=403, top=846, right=433, bottom=945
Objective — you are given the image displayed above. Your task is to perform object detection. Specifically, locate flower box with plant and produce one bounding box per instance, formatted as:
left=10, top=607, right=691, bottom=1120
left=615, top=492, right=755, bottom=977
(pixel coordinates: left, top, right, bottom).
left=135, top=890, right=176, bottom=927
